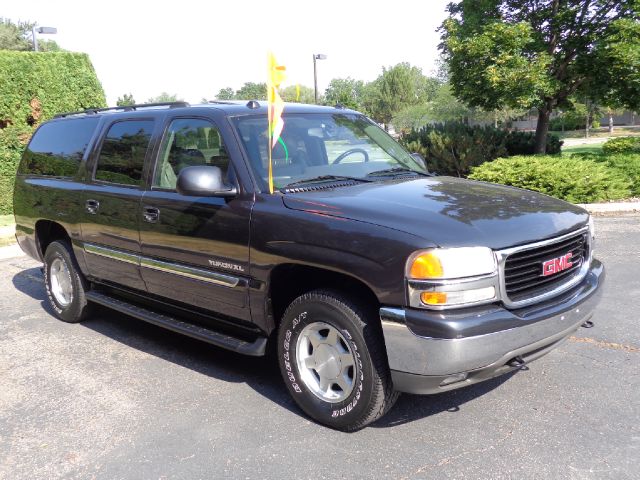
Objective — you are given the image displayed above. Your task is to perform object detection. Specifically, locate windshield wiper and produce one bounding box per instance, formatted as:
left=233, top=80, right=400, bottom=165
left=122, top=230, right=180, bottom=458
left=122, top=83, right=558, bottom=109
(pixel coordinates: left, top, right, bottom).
left=366, top=167, right=432, bottom=178
left=282, top=175, right=372, bottom=189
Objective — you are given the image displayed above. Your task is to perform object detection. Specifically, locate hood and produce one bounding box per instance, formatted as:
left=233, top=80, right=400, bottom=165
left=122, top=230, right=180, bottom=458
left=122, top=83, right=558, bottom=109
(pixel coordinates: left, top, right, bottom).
left=282, top=177, right=589, bottom=250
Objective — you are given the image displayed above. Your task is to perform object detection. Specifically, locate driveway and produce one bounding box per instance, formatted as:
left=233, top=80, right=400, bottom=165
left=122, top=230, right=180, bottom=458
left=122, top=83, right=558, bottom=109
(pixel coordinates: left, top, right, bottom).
left=1, top=215, right=638, bottom=479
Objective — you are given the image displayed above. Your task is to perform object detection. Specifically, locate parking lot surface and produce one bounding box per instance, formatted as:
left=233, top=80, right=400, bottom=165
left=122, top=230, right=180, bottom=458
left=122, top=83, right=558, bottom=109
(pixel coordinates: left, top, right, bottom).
left=1, top=215, right=638, bottom=479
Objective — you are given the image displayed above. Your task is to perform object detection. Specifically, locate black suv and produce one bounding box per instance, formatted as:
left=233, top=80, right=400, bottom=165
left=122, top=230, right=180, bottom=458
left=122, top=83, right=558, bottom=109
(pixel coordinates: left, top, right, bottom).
left=14, top=101, right=604, bottom=431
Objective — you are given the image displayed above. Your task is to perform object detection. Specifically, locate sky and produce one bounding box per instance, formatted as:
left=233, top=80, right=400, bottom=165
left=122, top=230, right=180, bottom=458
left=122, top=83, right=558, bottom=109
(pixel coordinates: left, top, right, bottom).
left=3, top=0, right=452, bottom=106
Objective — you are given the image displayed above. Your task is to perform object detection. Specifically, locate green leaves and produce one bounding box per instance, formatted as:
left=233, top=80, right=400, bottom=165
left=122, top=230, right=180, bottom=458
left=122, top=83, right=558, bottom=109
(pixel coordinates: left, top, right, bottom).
left=469, top=155, right=633, bottom=203
left=0, top=50, right=105, bottom=214
left=443, top=19, right=553, bottom=110
left=400, top=122, right=561, bottom=177
left=323, top=78, right=365, bottom=110
left=440, top=0, right=640, bottom=151
left=0, top=51, right=106, bottom=127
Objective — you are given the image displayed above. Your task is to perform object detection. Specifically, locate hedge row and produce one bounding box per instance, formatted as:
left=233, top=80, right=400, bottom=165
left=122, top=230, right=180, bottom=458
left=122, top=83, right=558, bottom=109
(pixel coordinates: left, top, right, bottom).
left=469, top=153, right=639, bottom=203
left=401, top=122, right=562, bottom=177
left=0, top=51, right=106, bottom=214
left=602, top=136, right=640, bottom=155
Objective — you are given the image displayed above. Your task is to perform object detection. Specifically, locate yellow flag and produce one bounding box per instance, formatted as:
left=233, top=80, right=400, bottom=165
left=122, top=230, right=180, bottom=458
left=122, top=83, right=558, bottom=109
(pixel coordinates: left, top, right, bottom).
left=267, top=53, right=286, bottom=193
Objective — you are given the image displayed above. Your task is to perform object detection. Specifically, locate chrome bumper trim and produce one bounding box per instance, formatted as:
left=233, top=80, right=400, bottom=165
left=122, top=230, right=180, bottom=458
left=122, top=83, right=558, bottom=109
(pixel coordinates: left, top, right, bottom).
left=381, top=261, right=603, bottom=377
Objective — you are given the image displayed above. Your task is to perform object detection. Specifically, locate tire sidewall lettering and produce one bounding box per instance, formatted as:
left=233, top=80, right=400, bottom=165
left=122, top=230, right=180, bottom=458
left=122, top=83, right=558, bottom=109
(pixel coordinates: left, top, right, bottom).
left=281, top=310, right=307, bottom=394
left=280, top=306, right=366, bottom=419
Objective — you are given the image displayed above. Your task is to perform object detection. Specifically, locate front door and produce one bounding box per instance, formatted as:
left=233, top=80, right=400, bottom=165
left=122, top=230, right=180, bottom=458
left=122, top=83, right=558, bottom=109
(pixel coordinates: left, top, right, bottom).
left=139, top=117, right=252, bottom=321
left=81, top=118, right=156, bottom=291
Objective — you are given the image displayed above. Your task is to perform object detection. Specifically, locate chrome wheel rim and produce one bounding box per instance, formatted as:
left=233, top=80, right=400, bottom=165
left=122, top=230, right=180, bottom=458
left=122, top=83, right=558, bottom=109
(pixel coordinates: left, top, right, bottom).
left=50, top=257, right=73, bottom=307
left=296, top=322, right=356, bottom=403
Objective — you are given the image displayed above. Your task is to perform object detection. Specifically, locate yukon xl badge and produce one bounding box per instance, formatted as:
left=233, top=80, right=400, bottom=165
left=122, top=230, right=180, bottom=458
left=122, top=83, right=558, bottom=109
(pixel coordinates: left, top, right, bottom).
left=208, top=259, right=245, bottom=272
left=542, top=252, right=573, bottom=277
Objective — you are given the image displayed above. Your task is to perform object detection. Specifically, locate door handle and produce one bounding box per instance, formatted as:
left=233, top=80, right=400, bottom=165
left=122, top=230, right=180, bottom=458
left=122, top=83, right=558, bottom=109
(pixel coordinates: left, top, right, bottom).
left=85, top=199, right=100, bottom=214
left=143, top=206, right=160, bottom=223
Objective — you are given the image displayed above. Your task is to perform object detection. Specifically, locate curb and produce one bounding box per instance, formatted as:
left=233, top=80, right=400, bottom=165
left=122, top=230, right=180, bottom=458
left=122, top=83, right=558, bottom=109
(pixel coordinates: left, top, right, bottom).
left=577, top=202, right=640, bottom=215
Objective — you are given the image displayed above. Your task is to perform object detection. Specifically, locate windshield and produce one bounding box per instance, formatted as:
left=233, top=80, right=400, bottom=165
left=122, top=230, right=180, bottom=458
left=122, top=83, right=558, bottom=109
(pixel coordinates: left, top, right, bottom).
left=232, top=113, right=426, bottom=191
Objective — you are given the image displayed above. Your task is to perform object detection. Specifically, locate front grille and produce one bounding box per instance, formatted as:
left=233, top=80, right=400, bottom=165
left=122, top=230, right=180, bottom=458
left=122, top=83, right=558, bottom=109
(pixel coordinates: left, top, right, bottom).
left=503, top=231, right=588, bottom=303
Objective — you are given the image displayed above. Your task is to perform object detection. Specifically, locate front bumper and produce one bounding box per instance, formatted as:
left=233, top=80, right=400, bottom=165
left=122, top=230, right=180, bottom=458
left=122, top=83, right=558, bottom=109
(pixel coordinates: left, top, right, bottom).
left=381, top=259, right=605, bottom=394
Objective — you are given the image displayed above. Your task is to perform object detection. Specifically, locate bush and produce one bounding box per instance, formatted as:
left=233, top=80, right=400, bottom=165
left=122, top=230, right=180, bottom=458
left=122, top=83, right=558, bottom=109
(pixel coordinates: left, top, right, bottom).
left=602, top=137, right=640, bottom=155
left=401, top=122, right=562, bottom=177
left=0, top=51, right=105, bottom=214
left=593, top=153, right=640, bottom=196
left=0, top=125, right=32, bottom=215
left=469, top=155, right=631, bottom=203
left=504, top=130, right=562, bottom=156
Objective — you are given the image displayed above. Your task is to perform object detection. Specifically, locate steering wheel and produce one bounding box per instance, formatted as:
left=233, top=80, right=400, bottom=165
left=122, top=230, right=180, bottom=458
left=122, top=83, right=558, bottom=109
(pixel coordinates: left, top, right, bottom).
left=332, top=148, right=370, bottom=164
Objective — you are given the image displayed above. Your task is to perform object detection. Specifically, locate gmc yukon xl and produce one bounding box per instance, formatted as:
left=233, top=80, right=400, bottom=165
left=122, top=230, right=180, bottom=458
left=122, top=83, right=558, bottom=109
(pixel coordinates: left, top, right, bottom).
left=13, top=101, right=604, bottom=431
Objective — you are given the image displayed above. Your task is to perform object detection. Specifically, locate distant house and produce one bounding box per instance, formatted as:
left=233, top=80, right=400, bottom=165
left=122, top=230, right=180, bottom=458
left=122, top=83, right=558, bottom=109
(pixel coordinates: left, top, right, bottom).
left=473, top=109, right=637, bottom=131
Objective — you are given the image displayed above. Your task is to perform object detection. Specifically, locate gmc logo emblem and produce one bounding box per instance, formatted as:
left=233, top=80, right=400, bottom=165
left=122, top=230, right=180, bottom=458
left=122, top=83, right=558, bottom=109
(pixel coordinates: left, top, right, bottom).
left=542, top=252, right=573, bottom=277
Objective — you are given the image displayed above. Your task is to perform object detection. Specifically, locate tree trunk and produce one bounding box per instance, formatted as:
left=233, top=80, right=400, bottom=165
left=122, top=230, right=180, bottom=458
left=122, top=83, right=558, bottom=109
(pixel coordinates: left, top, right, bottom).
left=608, top=112, right=614, bottom=134
left=585, top=111, right=590, bottom=139
left=534, top=107, right=551, bottom=154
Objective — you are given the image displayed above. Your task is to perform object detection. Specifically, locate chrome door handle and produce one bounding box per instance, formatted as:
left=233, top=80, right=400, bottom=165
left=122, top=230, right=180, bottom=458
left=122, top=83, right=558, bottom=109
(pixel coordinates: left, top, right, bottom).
left=143, top=206, right=160, bottom=223
left=85, top=199, right=100, bottom=214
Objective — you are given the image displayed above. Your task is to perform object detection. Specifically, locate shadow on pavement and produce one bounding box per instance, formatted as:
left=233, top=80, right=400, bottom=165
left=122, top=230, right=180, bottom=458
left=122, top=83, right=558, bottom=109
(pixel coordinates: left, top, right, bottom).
left=371, top=372, right=515, bottom=429
left=12, top=266, right=519, bottom=430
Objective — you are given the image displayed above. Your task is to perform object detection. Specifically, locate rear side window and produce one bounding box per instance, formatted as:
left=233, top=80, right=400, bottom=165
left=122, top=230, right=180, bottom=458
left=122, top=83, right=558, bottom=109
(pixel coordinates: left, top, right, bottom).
left=19, top=117, right=99, bottom=177
left=94, top=120, right=154, bottom=186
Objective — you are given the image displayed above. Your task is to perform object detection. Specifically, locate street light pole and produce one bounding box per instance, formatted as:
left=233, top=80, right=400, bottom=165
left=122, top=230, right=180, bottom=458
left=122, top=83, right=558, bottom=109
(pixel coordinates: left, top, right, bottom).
left=32, top=26, right=58, bottom=52
left=312, top=53, right=327, bottom=104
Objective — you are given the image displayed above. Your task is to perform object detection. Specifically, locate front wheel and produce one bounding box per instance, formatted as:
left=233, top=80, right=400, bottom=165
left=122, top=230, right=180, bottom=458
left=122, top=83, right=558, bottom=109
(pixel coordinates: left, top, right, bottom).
left=43, top=240, right=93, bottom=323
left=277, top=290, right=398, bottom=431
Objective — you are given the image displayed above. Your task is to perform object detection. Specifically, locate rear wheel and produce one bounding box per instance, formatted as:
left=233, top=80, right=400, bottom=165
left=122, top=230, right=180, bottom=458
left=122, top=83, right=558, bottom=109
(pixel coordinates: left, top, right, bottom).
left=43, top=240, right=93, bottom=323
left=277, top=290, right=398, bottom=431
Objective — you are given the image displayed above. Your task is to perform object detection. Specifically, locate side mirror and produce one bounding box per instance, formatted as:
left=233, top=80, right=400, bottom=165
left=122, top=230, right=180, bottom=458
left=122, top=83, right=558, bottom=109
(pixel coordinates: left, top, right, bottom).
left=176, top=166, right=237, bottom=197
left=411, top=152, right=429, bottom=172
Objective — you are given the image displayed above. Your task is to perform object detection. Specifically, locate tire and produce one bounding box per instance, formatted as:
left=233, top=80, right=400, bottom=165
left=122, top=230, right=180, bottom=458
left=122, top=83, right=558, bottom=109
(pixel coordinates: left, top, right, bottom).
left=277, top=290, right=398, bottom=431
left=43, top=240, right=93, bottom=323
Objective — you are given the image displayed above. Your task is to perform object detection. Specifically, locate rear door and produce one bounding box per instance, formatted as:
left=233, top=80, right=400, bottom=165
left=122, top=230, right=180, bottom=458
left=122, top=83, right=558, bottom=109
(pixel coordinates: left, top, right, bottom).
left=139, top=116, right=253, bottom=322
left=80, top=117, right=157, bottom=290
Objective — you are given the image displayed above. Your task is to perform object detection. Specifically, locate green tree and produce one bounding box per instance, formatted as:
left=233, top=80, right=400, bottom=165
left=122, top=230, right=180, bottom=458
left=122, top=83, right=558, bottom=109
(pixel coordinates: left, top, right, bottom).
left=361, top=63, right=439, bottom=127
left=589, top=18, right=640, bottom=133
left=235, top=82, right=267, bottom=100
left=428, top=83, right=474, bottom=122
left=440, top=0, right=640, bottom=153
left=280, top=85, right=315, bottom=104
left=116, top=93, right=136, bottom=106
left=0, top=18, right=62, bottom=52
left=0, top=18, right=34, bottom=51
left=147, top=92, right=182, bottom=103
left=216, top=87, right=236, bottom=100
left=324, top=77, right=365, bottom=110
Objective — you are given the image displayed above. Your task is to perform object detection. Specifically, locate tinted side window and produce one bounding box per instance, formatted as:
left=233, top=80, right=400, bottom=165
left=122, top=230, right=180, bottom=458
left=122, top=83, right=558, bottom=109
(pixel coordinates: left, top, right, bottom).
left=95, top=120, right=154, bottom=186
left=19, top=118, right=99, bottom=177
left=153, top=118, right=230, bottom=189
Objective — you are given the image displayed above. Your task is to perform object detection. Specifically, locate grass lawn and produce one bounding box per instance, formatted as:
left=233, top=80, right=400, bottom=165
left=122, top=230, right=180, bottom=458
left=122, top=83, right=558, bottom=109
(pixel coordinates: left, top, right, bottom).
left=551, top=126, right=640, bottom=140
left=0, top=214, right=14, bottom=227
left=562, top=143, right=603, bottom=155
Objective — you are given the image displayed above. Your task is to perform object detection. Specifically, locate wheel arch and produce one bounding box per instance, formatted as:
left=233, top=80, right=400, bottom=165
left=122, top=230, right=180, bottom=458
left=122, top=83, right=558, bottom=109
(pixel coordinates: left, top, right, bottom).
left=268, top=263, right=381, bottom=331
left=35, top=220, right=71, bottom=258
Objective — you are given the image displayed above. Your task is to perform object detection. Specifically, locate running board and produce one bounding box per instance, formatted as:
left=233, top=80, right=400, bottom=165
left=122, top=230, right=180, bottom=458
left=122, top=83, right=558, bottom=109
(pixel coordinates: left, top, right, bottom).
left=86, top=291, right=267, bottom=356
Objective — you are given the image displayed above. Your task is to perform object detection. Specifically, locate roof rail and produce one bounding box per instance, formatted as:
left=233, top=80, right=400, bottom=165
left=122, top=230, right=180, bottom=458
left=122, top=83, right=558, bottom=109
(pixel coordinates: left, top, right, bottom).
left=54, top=101, right=190, bottom=119
left=207, top=100, right=240, bottom=105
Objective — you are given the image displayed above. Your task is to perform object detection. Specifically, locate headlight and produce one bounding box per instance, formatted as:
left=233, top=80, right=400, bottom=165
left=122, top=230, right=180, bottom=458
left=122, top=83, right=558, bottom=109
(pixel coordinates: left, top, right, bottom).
left=407, top=247, right=496, bottom=280
left=588, top=215, right=596, bottom=248
left=406, top=247, right=498, bottom=309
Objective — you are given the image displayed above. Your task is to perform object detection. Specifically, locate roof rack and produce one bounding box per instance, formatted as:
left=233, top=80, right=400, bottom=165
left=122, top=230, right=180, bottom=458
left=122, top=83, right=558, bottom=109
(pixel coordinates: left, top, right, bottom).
left=54, top=101, right=190, bottom=119
left=207, top=100, right=239, bottom=105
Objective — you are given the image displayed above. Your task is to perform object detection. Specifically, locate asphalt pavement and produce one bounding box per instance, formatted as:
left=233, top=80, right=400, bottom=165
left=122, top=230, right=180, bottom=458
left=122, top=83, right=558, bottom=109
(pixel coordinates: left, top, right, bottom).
left=1, top=215, right=638, bottom=480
